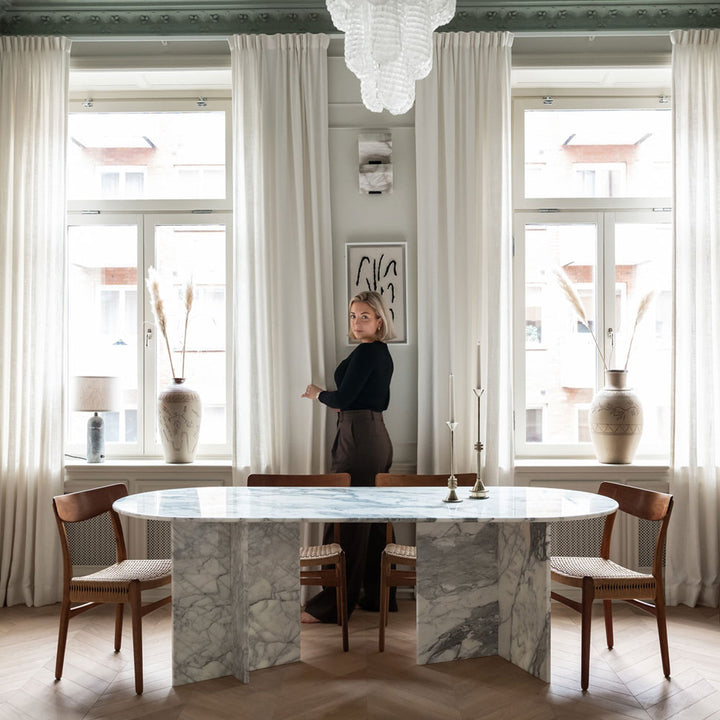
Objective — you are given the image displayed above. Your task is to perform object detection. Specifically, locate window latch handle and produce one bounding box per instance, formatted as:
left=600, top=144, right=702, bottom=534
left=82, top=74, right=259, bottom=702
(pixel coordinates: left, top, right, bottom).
left=145, top=326, right=153, bottom=348
left=607, top=327, right=615, bottom=348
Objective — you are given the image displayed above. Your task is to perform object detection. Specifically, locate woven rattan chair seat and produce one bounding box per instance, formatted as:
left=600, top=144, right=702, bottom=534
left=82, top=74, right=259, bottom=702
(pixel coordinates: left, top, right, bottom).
left=71, top=559, right=172, bottom=588
left=552, top=556, right=656, bottom=596
left=300, top=542, right=343, bottom=563
left=384, top=543, right=417, bottom=562
left=551, top=556, right=653, bottom=581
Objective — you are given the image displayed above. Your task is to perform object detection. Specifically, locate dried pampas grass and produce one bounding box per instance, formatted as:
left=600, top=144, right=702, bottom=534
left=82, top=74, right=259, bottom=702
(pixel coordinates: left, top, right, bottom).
left=624, top=290, right=655, bottom=371
left=181, top=280, right=195, bottom=378
left=552, top=268, right=608, bottom=371
left=146, top=267, right=195, bottom=381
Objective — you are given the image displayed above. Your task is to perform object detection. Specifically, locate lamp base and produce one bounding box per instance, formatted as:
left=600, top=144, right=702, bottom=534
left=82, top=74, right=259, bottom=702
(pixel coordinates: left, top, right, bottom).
left=87, top=412, right=105, bottom=463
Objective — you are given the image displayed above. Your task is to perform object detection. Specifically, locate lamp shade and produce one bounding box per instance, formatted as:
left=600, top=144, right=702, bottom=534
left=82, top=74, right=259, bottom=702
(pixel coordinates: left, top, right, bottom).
left=72, top=376, right=121, bottom=412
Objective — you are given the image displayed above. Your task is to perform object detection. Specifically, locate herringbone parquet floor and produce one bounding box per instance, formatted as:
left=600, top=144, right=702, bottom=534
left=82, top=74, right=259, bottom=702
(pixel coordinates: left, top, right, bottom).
left=1, top=599, right=719, bottom=720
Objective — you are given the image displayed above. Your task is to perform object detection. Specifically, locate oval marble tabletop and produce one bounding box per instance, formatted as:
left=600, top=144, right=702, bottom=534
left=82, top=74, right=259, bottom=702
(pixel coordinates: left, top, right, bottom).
left=113, top=485, right=618, bottom=524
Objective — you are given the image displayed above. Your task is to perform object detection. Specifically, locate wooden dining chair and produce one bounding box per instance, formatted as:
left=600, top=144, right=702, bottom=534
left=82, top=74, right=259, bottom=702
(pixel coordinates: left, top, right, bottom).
left=550, top=481, right=674, bottom=691
left=374, top=472, right=476, bottom=651
left=246, top=473, right=351, bottom=652
left=52, top=484, right=172, bottom=695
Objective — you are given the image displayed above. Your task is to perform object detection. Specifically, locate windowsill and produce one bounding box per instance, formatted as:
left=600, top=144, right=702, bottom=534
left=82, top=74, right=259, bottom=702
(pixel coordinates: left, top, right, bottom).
left=514, top=457, right=670, bottom=478
left=64, top=457, right=669, bottom=475
left=64, top=457, right=232, bottom=471
left=515, top=457, right=668, bottom=468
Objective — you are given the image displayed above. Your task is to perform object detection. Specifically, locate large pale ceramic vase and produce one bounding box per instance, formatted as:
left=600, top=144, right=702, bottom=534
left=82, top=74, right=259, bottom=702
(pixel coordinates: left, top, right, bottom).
left=158, top=378, right=202, bottom=463
left=589, top=369, right=643, bottom=464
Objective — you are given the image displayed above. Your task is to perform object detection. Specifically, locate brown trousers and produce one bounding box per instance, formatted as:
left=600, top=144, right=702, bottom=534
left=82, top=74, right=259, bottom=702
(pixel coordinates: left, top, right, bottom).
left=304, top=410, right=394, bottom=622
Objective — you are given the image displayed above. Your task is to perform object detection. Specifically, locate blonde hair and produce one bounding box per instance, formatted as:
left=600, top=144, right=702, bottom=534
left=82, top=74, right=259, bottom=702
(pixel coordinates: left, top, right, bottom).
left=348, top=290, right=396, bottom=342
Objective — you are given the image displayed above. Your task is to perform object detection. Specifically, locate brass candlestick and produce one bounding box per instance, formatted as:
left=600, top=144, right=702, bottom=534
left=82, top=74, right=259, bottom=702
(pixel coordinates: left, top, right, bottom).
left=469, top=387, right=489, bottom=499
left=443, top=420, right=462, bottom=503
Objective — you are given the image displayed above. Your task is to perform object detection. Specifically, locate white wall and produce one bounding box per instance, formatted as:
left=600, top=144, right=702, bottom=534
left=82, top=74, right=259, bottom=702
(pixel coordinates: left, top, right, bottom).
left=327, top=45, right=418, bottom=472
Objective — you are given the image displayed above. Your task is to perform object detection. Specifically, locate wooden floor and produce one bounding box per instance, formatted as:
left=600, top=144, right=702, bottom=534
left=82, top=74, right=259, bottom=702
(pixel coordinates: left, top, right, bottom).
left=1, top=599, right=719, bottom=720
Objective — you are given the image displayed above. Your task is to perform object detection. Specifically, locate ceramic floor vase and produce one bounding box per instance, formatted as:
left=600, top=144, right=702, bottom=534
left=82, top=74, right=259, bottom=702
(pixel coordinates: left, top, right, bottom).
left=158, top=379, right=202, bottom=463
left=589, top=370, right=643, bottom=464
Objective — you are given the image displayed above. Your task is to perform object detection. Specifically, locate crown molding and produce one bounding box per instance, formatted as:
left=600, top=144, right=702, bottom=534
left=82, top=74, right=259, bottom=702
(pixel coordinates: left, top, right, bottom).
left=1, top=2, right=719, bottom=37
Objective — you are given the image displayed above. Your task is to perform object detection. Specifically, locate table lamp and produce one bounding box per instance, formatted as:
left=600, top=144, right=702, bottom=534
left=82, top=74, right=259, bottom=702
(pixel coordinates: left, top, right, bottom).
left=72, top=376, right=121, bottom=463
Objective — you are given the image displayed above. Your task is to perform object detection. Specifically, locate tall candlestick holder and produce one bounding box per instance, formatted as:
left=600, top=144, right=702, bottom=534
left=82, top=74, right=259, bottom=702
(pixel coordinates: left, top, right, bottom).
left=469, top=387, right=489, bottom=499
left=443, top=420, right=462, bottom=503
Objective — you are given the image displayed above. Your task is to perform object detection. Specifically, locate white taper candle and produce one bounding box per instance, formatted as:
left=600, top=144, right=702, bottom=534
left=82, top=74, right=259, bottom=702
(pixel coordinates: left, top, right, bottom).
left=449, top=373, right=455, bottom=422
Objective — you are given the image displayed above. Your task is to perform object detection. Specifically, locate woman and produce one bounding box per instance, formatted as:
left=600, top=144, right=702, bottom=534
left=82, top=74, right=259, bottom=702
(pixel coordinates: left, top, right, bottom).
left=301, top=290, right=396, bottom=623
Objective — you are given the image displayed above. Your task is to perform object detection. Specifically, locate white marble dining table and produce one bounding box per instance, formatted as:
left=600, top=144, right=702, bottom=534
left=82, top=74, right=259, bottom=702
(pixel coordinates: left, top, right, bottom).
left=113, top=485, right=617, bottom=686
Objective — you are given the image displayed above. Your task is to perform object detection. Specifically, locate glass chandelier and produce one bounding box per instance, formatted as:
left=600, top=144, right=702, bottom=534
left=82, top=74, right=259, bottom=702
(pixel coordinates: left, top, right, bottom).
left=327, top=0, right=456, bottom=115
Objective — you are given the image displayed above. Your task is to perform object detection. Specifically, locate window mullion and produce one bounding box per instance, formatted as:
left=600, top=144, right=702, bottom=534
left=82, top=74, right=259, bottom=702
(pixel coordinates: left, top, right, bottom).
left=601, top=212, right=617, bottom=374
left=142, top=215, right=157, bottom=455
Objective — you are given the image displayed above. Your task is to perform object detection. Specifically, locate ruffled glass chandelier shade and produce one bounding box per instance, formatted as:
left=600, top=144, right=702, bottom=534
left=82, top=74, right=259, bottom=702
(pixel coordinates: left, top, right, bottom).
left=327, top=0, right=456, bottom=115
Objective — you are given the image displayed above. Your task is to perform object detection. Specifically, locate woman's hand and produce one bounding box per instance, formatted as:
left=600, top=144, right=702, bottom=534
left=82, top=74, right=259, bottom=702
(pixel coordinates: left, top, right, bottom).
left=302, top=384, right=323, bottom=400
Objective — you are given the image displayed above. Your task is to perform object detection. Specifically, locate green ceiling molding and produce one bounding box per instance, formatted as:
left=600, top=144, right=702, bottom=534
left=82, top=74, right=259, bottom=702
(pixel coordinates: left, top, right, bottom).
left=1, top=2, right=719, bottom=36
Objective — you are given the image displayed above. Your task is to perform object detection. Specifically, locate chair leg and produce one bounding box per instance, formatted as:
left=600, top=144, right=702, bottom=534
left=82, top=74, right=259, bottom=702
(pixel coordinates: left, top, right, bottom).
left=338, top=554, right=349, bottom=652
left=114, top=603, right=124, bottom=652
left=55, top=599, right=71, bottom=680
left=335, top=577, right=342, bottom=627
left=379, top=553, right=389, bottom=652
left=655, top=593, right=671, bottom=678
left=603, top=599, right=614, bottom=649
left=129, top=581, right=144, bottom=695
left=581, top=577, right=594, bottom=691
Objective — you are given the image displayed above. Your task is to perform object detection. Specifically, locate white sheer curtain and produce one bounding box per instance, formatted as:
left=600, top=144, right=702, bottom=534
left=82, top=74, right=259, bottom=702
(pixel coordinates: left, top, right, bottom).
left=667, top=29, right=720, bottom=608
left=0, top=36, right=70, bottom=606
left=415, top=32, right=514, bottom=484
left=230, top=34, right=335, bottom=479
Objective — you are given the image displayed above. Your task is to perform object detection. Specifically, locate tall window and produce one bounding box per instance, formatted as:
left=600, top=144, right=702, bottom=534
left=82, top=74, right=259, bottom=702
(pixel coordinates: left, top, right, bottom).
left=513, top=95, right=672, bottom=458
left=66, top=98, right=232, bottom=458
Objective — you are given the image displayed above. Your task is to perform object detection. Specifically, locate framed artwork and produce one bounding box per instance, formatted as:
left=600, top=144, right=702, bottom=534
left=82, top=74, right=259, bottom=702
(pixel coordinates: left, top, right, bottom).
left=346, top=242, right=407, bottom=344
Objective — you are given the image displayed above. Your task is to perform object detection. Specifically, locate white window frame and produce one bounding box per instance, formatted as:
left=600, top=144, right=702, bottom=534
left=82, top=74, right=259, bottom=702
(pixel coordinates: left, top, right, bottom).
left=513, top=92, right=672, bottom=460
left=66, top=92, right=233, bottom=460
left=66, top=211, right=233, bottom=459
left=67, top=95, right=232, bottom=214
left=513, top=94, right=672, bottom=212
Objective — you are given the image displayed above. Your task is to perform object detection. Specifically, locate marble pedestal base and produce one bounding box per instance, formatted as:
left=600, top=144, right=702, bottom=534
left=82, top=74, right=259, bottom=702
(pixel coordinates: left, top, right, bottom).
left=416, top=521, right=550, bottom=681
left=172, top=520, right=301, bottom=685
left=170, top=518, right=549, bottom=685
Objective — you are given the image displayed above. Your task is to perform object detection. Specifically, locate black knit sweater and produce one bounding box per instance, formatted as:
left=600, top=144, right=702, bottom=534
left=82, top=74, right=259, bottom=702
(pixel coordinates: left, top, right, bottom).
left=318, top=341, right=393, bottom=412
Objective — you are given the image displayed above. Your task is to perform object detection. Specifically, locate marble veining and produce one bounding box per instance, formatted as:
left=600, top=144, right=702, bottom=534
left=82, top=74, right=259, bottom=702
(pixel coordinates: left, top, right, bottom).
left=114, top=486, right=617, bottom=687
left=245, top=523, right=301, bottom=671
left=172, top=521, right=237, bottom=684
left=416, top=522, right=499, bottom=665
left=497, top=522, right=550, bottom=681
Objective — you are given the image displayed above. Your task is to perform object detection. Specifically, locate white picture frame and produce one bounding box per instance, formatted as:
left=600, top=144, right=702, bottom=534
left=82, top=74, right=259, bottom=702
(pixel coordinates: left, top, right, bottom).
left=346, top=242, right=407, bottom=344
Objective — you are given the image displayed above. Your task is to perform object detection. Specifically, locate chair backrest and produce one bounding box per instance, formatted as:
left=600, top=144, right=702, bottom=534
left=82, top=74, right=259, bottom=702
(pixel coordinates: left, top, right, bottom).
left=52, top=483, right=129, bottom=583
left=247, top=473, right=351, bottom=488
left=597, top=481, right=673, bottom=579
left=375, top=473, right=477, bottom=543
left=375, top=473, right=477, bottom=487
